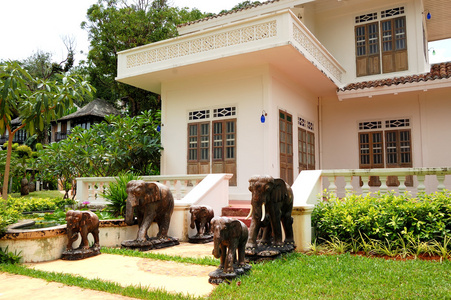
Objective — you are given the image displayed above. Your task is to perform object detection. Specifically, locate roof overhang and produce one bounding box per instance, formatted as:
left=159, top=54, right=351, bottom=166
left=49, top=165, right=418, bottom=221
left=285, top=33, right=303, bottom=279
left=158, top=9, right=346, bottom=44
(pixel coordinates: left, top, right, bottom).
left=337, top=77, right=451, bottom=101
left=116, top=10, right=344, bottom=97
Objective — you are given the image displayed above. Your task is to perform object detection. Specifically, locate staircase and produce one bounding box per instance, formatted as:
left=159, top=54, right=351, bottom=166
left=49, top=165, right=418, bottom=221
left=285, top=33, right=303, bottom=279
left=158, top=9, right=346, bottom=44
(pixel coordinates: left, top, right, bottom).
left=221, top=204, right=252, bottom=227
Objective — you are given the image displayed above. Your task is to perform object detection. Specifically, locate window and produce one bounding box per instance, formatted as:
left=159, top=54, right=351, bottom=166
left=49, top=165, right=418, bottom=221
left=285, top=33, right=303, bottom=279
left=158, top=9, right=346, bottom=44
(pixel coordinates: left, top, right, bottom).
left=280, top=111, right=293, bottom=185
left=358, top=119, right=412, bottom=186
left=187, top=107, right=237, bottom=186
left=355, top=7, right=408, bottom=77
left=298, top=117, right=315, bottom=171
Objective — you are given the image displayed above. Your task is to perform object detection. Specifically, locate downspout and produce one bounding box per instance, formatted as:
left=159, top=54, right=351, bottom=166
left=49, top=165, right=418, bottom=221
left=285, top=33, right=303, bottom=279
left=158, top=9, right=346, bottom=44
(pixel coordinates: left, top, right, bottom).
left=317, top=97, right=323, bottom=169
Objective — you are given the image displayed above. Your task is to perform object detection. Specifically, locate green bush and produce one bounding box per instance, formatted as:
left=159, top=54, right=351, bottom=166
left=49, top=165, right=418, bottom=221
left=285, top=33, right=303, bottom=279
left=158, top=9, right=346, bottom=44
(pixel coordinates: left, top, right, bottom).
left=6, top=196, right=74, bottom=213
left=102, top=172, right=141, bottom=217
left=16, top=145, right=32, bottom=158
left=312, top=191, right=451, bottom=244
left=0, top=247, right=22, bottom=264
left=0, top=206, right=21, bottom=236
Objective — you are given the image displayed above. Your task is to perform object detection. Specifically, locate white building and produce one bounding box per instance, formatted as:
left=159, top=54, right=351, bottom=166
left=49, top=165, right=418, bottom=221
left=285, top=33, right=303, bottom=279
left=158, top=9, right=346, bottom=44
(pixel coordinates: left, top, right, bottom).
left=116, top=0, right=451, bottom=202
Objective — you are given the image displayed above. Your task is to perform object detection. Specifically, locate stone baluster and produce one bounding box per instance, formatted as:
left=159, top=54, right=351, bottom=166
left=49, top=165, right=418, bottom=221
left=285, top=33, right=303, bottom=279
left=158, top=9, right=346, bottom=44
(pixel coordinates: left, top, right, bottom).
left=379, top=176, right=388, bottom=194
left=398, top=176, right=406, bottom=194
left=361, top=176, right=370, bottom=196
left=436, top=174, right=446, bottom=191
left=417, top=175, right=426, bottom=194
left=327, top=176, right=337, bottom=196
left=180, top=180, right=187, bottom=199
left=344, top=176, right=353, bottom=196
left=87, top=182, right=93, bottom=202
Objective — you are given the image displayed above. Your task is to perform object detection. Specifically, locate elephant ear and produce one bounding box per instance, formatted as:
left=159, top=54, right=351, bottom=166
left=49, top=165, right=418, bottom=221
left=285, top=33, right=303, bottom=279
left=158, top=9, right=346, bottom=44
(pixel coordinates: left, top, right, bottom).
left=248, top=176, right=260, bottom=191
left=147, top=182, right=162, bottom=202
left=272, top=179, right=287, bottom=202
left=226, top=219, right=242, bottom=233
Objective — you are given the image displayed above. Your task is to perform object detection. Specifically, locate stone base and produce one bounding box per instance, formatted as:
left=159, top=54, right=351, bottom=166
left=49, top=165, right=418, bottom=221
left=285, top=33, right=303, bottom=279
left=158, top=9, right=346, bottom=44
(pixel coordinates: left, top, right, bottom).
left=245, top=241, right=296, bottom=261
left=188, top=234, right=214, bottom=244
left=208, top=264, right=252, bottom=285
left=121, top=236, right=179, bottom=251
left=61, top=246, right=101, bottom=260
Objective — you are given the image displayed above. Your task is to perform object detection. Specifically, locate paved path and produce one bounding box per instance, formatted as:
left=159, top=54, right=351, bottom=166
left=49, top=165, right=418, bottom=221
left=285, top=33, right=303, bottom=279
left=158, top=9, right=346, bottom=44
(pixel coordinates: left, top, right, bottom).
left=0, top=242, right=217, bottom=299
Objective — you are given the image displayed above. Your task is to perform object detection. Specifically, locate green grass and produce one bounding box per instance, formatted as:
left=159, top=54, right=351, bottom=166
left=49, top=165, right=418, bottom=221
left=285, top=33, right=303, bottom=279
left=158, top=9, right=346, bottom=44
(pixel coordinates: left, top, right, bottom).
left=210, top=253, right=451, bottom=300
left=1, top=251, right=450, bottom=299
left=10, top=190, right=64, bottom=200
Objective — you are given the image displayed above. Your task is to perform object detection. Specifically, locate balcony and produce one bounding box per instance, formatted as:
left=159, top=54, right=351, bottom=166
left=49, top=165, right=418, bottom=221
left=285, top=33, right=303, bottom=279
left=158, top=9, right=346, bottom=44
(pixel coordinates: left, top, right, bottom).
left=117, top=9, right=345, bottom=96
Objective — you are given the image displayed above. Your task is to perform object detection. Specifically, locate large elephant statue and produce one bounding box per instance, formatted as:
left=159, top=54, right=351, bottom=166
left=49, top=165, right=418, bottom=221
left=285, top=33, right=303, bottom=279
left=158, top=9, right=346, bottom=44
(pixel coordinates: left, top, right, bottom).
left=65, top=210, right=100, bottom=251
left=190, top=205, right=214, bottom=236
left=124, top=180, right=174, bottom=242
left=211, top=216, right=249, bottom=273
left=245, top=175, right=295, bottom=255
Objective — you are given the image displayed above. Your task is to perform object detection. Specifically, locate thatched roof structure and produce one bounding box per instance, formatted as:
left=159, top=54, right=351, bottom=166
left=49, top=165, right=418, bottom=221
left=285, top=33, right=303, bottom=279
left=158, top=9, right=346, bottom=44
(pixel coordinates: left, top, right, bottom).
left=57, top=99, right=120, bottom=121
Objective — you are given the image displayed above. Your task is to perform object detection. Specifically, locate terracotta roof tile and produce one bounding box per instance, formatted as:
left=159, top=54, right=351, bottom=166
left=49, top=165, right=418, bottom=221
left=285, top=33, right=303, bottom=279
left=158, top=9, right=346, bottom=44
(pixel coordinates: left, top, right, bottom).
left=178, top=0, right=281, bottom=28
left=339, top=62, right=451, bottom=92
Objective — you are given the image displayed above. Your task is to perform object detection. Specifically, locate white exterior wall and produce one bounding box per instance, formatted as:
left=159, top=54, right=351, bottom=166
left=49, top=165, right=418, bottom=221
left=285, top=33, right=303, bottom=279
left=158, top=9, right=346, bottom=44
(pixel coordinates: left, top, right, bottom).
left=320, top=87, right=451, bottom=170
left=312, top=0, right=429, bottom=84
left=269, top=67, right=318, bottom=176
left=161, top=65, right=269, bottom=200
left=160, top=65, right=319, bottom=201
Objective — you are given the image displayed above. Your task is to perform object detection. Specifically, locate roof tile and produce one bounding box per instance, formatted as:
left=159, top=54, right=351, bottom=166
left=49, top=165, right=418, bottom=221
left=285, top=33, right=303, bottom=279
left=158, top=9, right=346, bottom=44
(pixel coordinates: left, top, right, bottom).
left=340, top=62, right=451, bottom=92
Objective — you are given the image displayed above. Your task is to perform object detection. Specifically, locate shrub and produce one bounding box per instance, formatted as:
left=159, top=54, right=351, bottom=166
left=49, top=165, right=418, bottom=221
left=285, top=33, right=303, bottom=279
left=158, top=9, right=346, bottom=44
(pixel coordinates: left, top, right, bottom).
left=6, top=196, right=74, bottom=213
left=0, top=206, right=21, bottom=236
left=102, top=172, right=141, bottom=217
left=312, top=191, right=451, bottom=245
left=0, top=247, right=22, bottom=264
left=16, top=145, right=32, bottom=158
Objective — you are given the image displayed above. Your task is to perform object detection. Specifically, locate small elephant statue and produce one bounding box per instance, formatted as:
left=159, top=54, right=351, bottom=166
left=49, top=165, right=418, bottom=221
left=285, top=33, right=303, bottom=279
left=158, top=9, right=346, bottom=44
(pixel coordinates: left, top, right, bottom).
left=122, top=180, right=179, bottom=250
left=190, top=205, right=214, bottom=237
left=211, top=216, right=249, bottom=273
left=62, top=210, right=100, bottom=260
left=245, top=175, right=295, bottom=258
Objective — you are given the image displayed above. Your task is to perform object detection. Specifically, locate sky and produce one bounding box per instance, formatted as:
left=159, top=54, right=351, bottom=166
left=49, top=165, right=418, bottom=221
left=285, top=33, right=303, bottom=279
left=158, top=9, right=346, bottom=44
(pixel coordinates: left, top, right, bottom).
left=0, top=0, right=450, bottom=65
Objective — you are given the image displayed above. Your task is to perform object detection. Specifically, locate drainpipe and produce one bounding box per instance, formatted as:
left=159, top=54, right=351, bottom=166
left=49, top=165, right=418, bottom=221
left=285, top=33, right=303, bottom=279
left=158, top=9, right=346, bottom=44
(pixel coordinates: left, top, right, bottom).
left=317, top=97, right=323, bottom=169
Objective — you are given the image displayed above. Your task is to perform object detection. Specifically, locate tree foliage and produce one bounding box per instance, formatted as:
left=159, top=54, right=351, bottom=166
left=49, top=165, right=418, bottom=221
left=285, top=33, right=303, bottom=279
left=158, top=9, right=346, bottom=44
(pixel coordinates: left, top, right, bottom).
left=35, top=110, right=161, bottom=187
left=0, top=61, right=94, bottom=200
left=81, top=0, right=206, bottom=115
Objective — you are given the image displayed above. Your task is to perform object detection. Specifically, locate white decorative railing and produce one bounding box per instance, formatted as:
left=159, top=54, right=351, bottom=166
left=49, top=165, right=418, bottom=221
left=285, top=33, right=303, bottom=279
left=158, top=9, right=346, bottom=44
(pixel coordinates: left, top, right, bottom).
left=76, top=174, right=207, bottom=205
left=292, top=167, right=451, bottom=206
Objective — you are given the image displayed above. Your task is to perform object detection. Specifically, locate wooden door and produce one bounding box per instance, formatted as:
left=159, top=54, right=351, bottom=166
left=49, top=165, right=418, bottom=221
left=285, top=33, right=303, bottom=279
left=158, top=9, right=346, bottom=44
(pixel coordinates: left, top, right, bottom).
left=280, top=111, right=293, bottom=185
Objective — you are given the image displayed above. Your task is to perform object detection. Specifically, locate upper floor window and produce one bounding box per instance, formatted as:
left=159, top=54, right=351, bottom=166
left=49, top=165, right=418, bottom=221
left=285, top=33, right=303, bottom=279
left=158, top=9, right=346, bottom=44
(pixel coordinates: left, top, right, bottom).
left=355, top=7, right=408, bottom=77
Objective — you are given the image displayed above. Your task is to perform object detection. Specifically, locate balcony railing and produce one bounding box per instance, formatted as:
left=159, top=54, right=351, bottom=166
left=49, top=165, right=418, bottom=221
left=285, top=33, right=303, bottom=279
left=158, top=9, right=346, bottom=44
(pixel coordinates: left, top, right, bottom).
left=292, top=167, right=451, bottom=206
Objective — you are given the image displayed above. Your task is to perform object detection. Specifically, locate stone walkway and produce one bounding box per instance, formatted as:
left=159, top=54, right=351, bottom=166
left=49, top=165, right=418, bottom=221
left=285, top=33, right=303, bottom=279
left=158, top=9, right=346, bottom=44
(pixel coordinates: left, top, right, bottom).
left=0, top=242, right=217, bottom=299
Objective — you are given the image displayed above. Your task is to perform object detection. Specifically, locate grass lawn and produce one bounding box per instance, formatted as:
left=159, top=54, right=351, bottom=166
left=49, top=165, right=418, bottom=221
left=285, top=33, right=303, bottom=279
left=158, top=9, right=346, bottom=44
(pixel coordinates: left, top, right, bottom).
left=9, top=190, right=64, bottom=199
left=1, top=252, right=450, bottom=299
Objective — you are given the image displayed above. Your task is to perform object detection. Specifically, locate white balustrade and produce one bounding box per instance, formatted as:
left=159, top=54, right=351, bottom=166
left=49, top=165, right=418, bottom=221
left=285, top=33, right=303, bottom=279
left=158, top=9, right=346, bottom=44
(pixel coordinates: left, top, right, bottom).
left=293, top=167, right=451, bottom=206
left=76, top=174, right=208, bottom=205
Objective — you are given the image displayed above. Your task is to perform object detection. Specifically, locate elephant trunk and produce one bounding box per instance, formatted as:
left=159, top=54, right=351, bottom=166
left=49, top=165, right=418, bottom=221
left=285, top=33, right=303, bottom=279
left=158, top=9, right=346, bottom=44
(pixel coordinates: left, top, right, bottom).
left=125, top=199, right=135, bottom=225
left=190, top=214, right=195, bottom=229
left=212, top=229, right=222, bottom=258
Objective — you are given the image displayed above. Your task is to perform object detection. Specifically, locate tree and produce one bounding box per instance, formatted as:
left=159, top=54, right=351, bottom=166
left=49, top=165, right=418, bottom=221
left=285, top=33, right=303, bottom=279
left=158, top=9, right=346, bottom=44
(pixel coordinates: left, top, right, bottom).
left=81, top=0, right=206, bottom=115
left=0, top=61, right=94, bottom=201
left=35, top=110, right=161, bottom=193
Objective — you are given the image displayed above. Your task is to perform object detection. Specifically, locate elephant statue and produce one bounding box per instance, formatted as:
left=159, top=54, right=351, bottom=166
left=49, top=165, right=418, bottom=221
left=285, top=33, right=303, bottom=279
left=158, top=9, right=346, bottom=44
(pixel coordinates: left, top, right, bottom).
left=122, top=180, right=178, bottom=250
left=245, top=175, right=295, bottom=257
left=65, top=210, right=100, bottom=252
left=190, top=205, right=214, bottom=237
left=211, top=216, right=249, bottom=273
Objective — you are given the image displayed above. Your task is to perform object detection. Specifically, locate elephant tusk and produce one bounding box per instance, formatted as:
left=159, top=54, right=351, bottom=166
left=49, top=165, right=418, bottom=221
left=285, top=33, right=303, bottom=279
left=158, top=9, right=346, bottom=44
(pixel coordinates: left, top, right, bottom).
left=245, top=206, right=253, bottom=220
left=261, top=204, right=266, bottom=222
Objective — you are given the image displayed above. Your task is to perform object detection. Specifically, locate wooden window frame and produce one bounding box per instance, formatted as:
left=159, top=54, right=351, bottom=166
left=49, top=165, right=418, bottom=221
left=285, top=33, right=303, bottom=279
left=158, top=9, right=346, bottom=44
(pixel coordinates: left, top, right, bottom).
left=381, top=16, right=408, bottom=73
left=298, top=128, right=315, bottom=171
left=280, top=111, right=294, bottom=185
left=355, top=22, right=381, bottom=77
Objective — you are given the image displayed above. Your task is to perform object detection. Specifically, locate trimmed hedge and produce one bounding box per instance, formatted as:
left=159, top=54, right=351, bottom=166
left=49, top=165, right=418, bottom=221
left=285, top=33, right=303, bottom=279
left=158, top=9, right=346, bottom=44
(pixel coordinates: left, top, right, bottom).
left=312, top=191, right=451, bottom=244
left=6, top=196, right=74, bottom=213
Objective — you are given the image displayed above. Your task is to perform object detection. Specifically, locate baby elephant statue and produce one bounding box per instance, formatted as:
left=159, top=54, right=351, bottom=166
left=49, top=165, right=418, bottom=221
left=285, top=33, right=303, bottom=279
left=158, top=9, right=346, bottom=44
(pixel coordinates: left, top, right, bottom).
left=62, top=210, right=100, bottom=260
left=208, top=217, right=251, bottom=284
left=188, top=205, right=214, bottom=243
left=121, top=180, right=179, bottom=251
